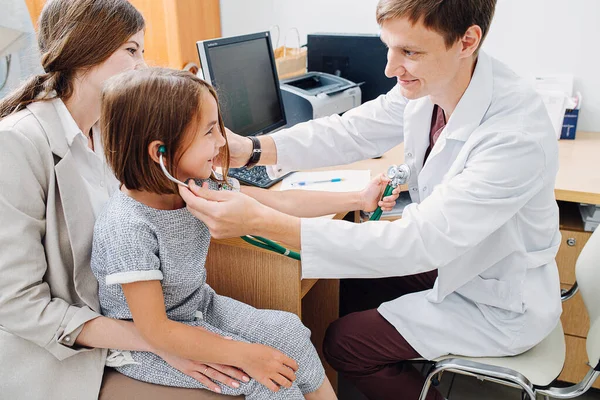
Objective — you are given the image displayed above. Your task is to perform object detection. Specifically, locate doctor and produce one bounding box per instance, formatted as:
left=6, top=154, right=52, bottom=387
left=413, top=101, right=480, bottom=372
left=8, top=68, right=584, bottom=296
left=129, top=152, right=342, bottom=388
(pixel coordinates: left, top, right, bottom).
left=180, top=0, right=562, bottom=399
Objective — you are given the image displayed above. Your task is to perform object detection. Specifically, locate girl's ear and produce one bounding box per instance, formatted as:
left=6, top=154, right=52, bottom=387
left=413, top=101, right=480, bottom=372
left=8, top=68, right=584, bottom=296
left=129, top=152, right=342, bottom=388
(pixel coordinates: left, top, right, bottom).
left=148, top=140, right=164, bottom=164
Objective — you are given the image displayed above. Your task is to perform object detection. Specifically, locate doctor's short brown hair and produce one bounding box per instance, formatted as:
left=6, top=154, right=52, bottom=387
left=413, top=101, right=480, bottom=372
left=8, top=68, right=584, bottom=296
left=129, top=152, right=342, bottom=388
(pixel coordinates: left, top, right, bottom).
left=376, top=0, right=497, bottom=50
left=100, top=68, right=230, bottom=194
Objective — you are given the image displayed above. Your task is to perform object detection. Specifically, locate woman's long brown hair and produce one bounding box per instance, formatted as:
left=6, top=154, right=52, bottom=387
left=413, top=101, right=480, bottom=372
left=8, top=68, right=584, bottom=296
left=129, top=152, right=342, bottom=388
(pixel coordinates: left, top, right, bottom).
left=0, top=0, right=145, bottom=118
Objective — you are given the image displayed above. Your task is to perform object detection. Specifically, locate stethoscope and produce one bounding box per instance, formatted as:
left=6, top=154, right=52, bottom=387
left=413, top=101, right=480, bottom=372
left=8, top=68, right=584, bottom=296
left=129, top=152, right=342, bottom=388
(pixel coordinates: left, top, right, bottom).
left=159, top=145, right=411, bottom=260
left=368, top=163, right=411, bottom=221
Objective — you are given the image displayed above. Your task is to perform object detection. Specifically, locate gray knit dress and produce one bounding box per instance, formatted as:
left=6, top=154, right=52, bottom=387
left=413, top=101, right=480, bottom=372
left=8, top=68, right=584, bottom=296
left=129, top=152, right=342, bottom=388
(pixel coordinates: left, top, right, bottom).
left=91, top=189, right=325, bottom=399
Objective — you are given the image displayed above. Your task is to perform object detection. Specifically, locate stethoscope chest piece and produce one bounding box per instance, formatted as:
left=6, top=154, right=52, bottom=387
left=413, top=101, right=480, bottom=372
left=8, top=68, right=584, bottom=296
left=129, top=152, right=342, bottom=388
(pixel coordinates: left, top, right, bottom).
left=387, top=164, right=411, bottom=188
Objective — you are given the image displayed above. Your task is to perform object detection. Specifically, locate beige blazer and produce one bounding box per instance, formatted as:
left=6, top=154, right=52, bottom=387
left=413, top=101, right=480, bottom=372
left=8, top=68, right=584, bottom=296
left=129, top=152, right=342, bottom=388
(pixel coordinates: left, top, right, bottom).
left=0, top=101, right=106, bottom=400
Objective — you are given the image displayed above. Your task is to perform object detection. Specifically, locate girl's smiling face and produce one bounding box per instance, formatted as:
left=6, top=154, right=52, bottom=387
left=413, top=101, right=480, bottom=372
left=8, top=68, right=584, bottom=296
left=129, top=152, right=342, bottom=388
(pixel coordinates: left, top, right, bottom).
left=176, top=91, right=226, bottom=181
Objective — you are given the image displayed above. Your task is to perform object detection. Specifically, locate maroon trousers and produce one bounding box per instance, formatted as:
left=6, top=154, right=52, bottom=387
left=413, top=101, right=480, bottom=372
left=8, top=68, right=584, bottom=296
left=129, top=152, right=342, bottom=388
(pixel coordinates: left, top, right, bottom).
left=323, top=271, right=444, bottom=400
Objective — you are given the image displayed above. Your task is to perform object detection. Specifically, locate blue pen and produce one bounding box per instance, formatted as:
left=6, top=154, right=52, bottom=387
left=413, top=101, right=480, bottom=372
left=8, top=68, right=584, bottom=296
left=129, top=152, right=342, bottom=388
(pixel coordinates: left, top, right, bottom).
left=291, top=178, right=344, bottom=186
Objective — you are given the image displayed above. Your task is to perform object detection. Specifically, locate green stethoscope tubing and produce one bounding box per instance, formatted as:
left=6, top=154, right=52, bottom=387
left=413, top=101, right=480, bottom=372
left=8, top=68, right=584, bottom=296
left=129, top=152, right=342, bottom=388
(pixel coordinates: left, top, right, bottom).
left=241, top=235, right=302, bottom=260
left=368, top=184, right=395, bottom=222
left=241, top=184, right=395, bottom=261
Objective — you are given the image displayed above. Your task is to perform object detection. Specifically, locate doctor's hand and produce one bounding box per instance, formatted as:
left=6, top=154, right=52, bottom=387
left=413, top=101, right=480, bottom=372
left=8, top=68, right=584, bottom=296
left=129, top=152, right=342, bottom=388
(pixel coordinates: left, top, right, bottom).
left=179, top=180, right=262, bottom=239
left=360, top=173, right=401, bottom=212
left=216, top=127, right=253, bottom=168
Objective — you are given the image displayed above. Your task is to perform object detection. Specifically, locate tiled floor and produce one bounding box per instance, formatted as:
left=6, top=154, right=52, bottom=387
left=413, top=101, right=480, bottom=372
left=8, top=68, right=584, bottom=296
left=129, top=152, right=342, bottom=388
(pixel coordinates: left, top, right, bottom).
left=338, top=373, right=600, bottom=399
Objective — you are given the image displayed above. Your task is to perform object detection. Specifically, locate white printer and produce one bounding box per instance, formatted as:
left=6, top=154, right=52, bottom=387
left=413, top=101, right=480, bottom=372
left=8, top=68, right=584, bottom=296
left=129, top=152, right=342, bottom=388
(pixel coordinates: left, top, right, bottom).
left=279, top=72, right=361, bottom=127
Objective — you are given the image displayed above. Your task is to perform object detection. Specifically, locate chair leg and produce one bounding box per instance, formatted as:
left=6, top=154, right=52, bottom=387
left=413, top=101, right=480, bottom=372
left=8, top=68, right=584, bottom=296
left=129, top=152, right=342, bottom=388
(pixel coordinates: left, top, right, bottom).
left=420, top=362, right=537, bottom=400
left=521, top=391, right=537, bottom=400
left=418, top=371, right=435, bottom=400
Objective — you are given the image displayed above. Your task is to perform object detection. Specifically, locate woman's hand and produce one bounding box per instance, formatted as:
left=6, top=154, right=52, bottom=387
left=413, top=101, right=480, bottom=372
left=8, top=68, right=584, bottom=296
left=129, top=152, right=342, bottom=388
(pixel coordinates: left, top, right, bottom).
left=157, top=351, right=248, bottom=393
left=155, top=326, right=250, bottom=393
left=179, top=181, right=263, bottom=239
left=360, top=173, right=401, bottom=212
left=239, top=343, right=298, bottom=392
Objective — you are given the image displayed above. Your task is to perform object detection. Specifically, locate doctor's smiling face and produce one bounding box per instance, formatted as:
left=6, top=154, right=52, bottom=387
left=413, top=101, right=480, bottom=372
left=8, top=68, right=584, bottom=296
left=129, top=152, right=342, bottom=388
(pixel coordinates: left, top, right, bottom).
left=381, top=16, right=482, bottom=103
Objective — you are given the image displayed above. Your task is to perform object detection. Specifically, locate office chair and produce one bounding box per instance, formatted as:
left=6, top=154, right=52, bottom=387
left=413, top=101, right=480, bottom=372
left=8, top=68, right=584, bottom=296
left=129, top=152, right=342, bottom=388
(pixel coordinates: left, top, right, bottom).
left=418, top=228, right=600, bottom=400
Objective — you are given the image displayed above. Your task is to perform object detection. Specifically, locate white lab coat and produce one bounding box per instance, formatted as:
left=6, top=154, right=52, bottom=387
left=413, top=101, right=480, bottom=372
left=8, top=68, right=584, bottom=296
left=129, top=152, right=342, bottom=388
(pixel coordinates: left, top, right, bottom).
left=268, top=51, right=562, bottom=360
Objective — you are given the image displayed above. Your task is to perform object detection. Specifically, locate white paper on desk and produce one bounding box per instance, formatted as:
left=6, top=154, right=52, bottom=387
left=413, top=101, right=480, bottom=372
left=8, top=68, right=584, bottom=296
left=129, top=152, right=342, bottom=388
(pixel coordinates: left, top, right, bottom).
left=281, top=170, right=371, bottom=192
left=538, top=89, right=566, bottom=139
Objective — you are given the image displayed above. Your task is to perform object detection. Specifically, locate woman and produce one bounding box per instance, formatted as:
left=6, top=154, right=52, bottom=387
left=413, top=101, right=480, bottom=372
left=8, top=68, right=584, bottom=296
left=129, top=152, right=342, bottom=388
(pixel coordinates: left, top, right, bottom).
left=0, top=1, right=245, bottom=398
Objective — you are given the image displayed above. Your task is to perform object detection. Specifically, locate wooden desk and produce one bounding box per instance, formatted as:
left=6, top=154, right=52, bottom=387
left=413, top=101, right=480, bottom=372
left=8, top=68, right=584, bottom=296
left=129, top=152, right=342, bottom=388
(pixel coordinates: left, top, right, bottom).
left=555, top=132, right=600, bottom=204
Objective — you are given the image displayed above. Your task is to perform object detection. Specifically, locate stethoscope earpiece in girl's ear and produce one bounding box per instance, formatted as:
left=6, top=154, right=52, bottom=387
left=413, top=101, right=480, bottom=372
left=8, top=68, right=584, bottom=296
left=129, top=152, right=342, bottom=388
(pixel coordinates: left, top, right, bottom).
left=158, top=145, right=190, bottom=188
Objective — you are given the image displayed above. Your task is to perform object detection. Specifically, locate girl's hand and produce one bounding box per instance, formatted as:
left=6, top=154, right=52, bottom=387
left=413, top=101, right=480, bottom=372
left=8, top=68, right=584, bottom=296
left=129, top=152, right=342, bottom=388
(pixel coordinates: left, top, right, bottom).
left=239, top=343, right=298, bottom=392
left=360, top=173, right=401, bottom=212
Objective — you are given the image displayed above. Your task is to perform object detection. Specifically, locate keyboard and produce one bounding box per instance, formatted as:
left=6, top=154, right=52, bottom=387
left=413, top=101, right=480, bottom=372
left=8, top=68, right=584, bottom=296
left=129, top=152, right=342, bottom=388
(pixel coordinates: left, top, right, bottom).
left=227, top=166, right=287, bottom=188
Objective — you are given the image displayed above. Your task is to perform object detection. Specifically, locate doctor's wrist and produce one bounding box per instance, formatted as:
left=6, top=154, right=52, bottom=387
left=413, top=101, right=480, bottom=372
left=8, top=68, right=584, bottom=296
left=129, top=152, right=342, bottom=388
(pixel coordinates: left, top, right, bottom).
left=251, top=206, right=301, bottom=249
left=249, top=203, right=272, bottom=235
left=242, top=137, right=254, bottom=166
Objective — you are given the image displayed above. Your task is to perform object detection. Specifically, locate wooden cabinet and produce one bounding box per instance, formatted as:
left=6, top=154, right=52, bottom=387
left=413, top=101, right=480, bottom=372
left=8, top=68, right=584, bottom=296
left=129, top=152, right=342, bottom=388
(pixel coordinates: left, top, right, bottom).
left=561, top=284, right=589, bottom=338
left=556, top=229, right=591, bottom=285
left=556, top=201, right=597, bottom=388
left=24, top=0, right=221, bottom=70
left=24, top=0, right=45, bottom=23
left=128, top=0, right=220, bottom=69
left=560, top=335, right=600, bottom=389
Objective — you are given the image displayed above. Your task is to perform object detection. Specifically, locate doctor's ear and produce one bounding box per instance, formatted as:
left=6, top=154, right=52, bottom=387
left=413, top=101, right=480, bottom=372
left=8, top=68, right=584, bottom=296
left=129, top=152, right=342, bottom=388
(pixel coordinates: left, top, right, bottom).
left=148, top=140, right=165, bottom=164
left=460, top=25, right=483, bottom=58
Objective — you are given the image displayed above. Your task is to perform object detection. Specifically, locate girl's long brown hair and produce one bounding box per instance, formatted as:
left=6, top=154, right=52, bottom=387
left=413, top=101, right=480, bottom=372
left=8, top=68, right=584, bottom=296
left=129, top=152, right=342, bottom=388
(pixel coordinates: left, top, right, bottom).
left=0, top=0, right=145, bottom=118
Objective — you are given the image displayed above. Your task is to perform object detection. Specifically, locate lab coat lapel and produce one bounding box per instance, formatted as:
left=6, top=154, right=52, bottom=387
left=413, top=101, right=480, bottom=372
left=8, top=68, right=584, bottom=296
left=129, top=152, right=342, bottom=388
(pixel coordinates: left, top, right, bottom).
left=444, top=51, right=494, bottom=143
left=403, top=97, right=434, bottom=203
left=27, top=102, right=100, bottom=310
left=418, top=132, right=457, bottom=196
left=418, top=52, right=494, bottom=194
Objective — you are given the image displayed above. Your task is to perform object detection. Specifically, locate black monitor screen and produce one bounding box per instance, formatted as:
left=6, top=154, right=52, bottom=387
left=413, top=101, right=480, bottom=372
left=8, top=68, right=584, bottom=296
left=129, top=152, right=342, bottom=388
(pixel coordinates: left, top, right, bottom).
left=307, top=33, right=396, bottom=103
left=202, top=35, right=285, bottom=137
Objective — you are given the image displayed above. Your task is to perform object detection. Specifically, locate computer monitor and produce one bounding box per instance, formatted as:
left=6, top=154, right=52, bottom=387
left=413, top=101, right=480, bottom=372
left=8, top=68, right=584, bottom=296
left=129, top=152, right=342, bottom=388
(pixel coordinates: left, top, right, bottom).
left=307, top=33, right=396, bottom=103
left=197, top=32, right=287, bottom=137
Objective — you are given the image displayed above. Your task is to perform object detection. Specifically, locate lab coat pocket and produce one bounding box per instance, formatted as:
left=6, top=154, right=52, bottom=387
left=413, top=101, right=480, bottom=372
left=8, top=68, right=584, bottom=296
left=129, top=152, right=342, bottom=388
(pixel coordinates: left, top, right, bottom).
left=476, top=302, right=526, bottom=337
left=455, top=274, right=524, bottom=314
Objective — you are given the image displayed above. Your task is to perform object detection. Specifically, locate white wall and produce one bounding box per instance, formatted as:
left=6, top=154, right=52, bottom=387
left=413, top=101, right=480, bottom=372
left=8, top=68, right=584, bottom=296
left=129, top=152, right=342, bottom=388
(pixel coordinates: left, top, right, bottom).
left=221, top=0, right=600, bottom=132
left=220, top=0, right=380, bottom=46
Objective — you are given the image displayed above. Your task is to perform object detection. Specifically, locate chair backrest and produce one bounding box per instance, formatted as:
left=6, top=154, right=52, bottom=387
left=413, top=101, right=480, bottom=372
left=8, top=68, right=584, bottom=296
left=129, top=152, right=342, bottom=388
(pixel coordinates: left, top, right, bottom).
left=576, top=228, right=600, bottom=369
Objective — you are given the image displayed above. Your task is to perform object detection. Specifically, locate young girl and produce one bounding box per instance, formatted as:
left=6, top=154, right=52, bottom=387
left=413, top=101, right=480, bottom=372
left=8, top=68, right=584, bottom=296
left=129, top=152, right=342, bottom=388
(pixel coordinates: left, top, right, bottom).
left=92, top=68, right=396, bottom=399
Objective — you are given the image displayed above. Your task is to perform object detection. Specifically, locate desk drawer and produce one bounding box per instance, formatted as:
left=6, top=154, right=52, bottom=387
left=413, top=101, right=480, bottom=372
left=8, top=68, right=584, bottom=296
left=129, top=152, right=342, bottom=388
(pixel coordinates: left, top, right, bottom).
left=558, top=334, right=600, bottom=389
left=560, top=284, right=589, bottom=338
left=556, top=230, right=591, bottom=285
